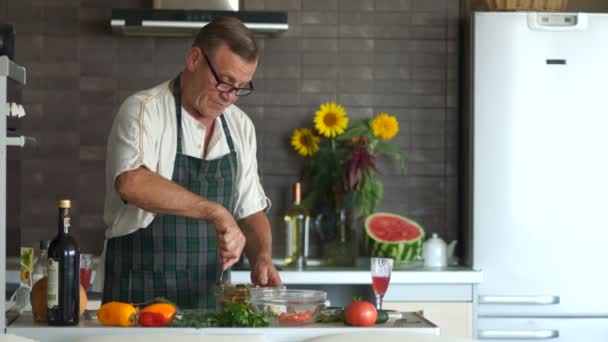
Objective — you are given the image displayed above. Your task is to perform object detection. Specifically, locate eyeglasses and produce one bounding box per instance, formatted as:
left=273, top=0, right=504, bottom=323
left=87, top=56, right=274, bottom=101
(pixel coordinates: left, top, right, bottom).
left=203, top=52, right=254, bottom=97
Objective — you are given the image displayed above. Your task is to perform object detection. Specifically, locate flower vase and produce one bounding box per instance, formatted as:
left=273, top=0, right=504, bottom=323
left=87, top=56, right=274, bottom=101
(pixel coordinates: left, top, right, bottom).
left=334, top=208, right=357, bottom=266
left=328, top=208, right=357, bottom=267
left=315, top=207, right=356, bottom=267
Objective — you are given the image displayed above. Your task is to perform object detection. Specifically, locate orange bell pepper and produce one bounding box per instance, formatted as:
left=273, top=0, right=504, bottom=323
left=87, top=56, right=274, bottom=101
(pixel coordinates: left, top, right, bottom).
left=97, top=302, right=138, bottom=327
left=139, top=303, right=176, bottom=327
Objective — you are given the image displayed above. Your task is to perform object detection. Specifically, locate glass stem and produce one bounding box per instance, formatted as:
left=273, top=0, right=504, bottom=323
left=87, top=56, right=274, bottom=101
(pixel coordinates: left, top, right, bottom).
left=375, top=295, right=383, bottom=310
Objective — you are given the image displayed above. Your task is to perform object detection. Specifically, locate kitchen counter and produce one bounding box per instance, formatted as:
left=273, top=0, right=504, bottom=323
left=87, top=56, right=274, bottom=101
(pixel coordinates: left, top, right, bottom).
left=5, top=266, right=481, bottom=286
left=7, top=312, right=439, bottom=342
left=6, top=261, right=481, bottom=308
left=230, top=266, right=482, bottom=285
left=6, top=256, right=482, bottom=286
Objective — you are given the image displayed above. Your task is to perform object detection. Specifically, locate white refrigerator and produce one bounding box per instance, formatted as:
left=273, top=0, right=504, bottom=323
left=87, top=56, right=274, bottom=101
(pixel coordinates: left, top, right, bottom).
left=468, top=12, right=608, bottom=341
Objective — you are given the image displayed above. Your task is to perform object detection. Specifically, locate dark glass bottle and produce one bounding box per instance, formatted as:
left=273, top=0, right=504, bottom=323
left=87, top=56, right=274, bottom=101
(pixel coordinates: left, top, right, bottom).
left=47, top=199, right=80, bottom=326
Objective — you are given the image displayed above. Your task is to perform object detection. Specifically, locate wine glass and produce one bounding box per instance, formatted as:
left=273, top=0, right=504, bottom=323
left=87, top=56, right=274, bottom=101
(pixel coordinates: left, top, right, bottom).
left=370, top=257, right=394, bottom=310
left=79, top=254, right=93, bottom=292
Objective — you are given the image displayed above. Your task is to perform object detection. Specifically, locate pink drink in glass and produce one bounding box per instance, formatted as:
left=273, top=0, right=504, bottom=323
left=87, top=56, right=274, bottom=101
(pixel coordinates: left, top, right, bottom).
left=79, top=253, right=93, bottom=291
left=370, top=257, right=394, bottom=310
left=372, top=275, right=390, bottom=296
left=80, top=268, right=92, bottom=290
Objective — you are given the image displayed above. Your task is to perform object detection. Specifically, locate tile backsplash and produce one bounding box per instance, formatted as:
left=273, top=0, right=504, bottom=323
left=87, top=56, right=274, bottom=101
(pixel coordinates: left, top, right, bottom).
left=2, top=0, right=460, bottom=258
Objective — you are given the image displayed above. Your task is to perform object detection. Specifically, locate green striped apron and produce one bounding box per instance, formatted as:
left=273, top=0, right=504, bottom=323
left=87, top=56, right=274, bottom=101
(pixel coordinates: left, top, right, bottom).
left=102, top=74, right=237, bottom=309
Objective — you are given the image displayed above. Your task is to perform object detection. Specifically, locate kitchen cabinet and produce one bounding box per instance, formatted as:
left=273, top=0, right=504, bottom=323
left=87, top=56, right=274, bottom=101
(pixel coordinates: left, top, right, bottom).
left=477, top=317, right=608, bottom=341
left=233, top=267, right=482, bottom=310
left=381, top=282, right=475, bottom=338
left=383, top=302, right=473, bottom=338
left=0, top=56, right=27, bottom=332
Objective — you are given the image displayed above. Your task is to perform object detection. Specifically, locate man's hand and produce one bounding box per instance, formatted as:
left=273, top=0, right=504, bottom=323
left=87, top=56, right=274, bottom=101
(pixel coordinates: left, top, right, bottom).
left=212, top=207, right=246, bottom=270
left=251, top=257, right=282, bottom=287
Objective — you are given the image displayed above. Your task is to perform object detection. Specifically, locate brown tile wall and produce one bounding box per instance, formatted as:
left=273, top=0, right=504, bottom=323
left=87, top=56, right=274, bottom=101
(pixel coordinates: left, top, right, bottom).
left=2, top=0, right=460, bottom=258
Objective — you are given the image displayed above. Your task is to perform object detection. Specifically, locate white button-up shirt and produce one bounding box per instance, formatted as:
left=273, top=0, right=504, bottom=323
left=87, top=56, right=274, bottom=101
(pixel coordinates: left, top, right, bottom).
left=103, top=80, right=269, bottom=240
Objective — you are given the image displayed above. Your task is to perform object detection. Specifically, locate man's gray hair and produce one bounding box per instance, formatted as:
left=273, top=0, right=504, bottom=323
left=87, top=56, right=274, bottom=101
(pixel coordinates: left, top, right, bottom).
left=192, top=16, right=258, bottom=62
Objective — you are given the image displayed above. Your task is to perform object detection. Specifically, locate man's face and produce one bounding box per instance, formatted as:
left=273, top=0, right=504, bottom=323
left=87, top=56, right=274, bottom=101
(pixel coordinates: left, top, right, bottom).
left=186, top=44, right=258, bottom=120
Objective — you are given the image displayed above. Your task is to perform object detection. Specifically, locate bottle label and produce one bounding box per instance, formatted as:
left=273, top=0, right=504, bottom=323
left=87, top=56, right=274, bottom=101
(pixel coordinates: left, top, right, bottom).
left=284, top=216, right=294, bottom=258
left=47, top=258, right=59, bottom=308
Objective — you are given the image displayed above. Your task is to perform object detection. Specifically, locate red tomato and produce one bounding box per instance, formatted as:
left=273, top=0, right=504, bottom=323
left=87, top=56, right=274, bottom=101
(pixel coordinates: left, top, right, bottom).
left=345, top=301, right=377, bottom=326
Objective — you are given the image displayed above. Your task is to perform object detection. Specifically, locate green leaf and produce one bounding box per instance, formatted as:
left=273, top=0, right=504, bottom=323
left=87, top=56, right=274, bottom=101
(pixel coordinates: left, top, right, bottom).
left=357, top=173, right=383, bottom=218
left=337, top=122, right=369, bottom=141
left=375, top=141, right=406, bottom=173
left=172, top=302, right=270, bottom=328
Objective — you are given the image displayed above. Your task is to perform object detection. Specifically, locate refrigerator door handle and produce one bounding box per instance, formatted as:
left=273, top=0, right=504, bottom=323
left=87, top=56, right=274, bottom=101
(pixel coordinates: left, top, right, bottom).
left=478, top=295, right=560, bottom=305
left=478, top=330, right=559, bottom=340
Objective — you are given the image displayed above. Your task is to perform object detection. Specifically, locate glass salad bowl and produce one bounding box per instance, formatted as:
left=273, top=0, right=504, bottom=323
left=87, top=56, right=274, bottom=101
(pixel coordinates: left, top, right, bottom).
left=249, top=288, right=327, bottom=326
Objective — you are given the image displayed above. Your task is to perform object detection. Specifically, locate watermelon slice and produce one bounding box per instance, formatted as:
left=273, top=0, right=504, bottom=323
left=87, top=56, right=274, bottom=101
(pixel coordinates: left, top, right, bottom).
left=365, top=212, right=425, bottom=262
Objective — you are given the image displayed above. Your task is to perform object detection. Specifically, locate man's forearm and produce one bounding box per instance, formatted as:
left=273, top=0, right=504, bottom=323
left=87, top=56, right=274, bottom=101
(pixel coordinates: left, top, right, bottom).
left=115, top=166, right=222, bottom=221
left=239, top=211, right=273, bottom=265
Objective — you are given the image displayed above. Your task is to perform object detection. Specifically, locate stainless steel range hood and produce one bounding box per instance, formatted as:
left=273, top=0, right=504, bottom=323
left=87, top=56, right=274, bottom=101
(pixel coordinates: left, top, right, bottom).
left=111, top=0, right=288, bottom=37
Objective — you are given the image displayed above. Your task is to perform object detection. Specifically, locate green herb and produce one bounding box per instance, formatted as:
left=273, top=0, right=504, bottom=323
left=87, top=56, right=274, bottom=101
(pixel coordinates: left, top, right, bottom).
left=318, top=308, right=344, bottom=323
left=171, top=302, right=270, bottom=328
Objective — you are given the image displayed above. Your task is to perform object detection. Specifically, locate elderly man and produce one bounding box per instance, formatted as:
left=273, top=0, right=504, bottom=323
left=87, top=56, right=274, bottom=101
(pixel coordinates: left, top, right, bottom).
left=99, top=16, right=281, bottom=309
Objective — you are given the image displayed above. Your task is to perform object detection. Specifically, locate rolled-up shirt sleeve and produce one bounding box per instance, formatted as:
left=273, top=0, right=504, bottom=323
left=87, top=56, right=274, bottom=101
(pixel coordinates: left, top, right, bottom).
left=107, top=97, right=160, bottom=187
left=234, top=117, right=270, bottom=220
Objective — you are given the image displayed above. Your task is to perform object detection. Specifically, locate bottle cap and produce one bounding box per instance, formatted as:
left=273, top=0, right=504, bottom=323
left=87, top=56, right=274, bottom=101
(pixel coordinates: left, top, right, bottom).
left=58, top=199, right=71, bottom=208
left=39, top=240, right=50, bottom=250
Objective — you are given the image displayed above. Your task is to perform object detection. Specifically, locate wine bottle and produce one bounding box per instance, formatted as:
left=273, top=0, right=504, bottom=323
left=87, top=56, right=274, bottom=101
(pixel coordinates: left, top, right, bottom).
left=47, top=199, right=80, bottom=326
left=283, top=182, right=310, bottom=269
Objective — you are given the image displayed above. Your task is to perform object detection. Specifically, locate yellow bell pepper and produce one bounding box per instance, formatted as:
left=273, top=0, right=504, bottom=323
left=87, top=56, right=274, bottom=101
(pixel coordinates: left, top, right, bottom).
left=97, top=302, right=138, bottom=327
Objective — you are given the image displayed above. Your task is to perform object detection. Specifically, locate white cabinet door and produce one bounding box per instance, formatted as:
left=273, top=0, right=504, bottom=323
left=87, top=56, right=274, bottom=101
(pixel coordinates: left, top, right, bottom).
left=477, top=317, right=608, bottom=342
left=383, top=302, right=472, bottom=338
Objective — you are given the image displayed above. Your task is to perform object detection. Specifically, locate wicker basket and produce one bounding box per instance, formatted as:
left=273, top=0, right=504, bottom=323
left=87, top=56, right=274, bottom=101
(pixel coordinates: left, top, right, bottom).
left=485, top=0, right=568, bottom=11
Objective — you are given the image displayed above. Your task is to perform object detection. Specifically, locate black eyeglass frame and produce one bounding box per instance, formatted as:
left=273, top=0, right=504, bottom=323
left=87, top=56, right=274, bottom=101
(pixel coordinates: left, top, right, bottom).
left=203, top=52, right=254, bottom=97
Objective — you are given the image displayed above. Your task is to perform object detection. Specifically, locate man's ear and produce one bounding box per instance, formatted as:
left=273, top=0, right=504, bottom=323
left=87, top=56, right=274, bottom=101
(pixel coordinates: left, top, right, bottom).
left=186, top=46, right=202, bottom=72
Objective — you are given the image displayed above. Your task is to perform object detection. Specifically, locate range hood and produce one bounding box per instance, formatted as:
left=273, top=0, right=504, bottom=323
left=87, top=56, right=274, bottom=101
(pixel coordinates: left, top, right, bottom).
left=111, top=1, right=288, bottom=37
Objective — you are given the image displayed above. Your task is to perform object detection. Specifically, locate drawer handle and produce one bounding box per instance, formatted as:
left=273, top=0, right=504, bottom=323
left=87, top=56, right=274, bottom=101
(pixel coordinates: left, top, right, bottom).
left=479, top=295, right=560, bottom=305
left=478, top=330, right=559, bottom=340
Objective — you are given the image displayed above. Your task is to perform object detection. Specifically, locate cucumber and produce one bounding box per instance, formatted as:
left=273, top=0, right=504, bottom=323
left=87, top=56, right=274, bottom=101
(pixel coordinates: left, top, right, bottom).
left=376, top=310, right=402, bottom=324
left=375, top=310, right=389, bottom=324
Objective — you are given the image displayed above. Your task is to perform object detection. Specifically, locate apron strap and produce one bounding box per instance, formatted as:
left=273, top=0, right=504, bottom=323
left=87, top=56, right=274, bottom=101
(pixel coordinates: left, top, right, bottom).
left=219, top=114, right=236, bottom=153
left=173, top=74, right=183, bottom=155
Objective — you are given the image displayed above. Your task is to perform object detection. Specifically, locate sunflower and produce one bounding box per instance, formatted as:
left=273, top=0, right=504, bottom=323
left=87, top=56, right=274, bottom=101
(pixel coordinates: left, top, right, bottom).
left=291, top=128, right=320, bottom=157
left=314, top=102, right=349, bottom=138
left=370, top=113, right=399, bottom=140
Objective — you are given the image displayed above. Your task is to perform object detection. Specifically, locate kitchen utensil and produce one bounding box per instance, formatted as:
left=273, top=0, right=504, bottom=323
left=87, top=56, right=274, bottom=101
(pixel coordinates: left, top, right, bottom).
left=216, top=254, right=229, bottom=287
left=249, top=288, right=327, bottom=326
left=422, top=233, right=447, bottom=268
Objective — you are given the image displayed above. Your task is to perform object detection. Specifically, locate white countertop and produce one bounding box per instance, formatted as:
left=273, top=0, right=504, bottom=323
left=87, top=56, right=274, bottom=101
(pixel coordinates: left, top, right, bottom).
left=7, top=312, right=439, bottom=342
left=230, top=266, right=482, bottom=285
left=6, top=261, right=481, bottom=286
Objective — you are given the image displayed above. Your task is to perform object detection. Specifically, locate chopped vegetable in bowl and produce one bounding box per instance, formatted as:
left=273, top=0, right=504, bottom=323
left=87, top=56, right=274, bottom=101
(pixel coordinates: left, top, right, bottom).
left=249, top=288, right=327, bottom=326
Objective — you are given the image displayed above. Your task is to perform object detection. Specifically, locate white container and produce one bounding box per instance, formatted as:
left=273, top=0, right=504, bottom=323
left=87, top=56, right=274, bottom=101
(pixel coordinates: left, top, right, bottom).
left=422, top=233, right=448, bottom=268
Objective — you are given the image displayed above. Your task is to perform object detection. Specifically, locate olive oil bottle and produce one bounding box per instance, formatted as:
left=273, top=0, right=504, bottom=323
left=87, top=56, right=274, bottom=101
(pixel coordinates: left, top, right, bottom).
left=283, top=182, right=310, bottom=269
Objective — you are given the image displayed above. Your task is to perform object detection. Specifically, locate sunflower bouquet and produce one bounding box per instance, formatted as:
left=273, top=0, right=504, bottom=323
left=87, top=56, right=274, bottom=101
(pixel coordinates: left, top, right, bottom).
left=291, top=102, right=406, bottom=222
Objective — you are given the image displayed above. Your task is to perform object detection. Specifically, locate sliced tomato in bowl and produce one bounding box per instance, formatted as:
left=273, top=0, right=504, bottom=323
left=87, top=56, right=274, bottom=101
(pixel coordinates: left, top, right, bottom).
left=278, top=309, right=314, bottom=325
